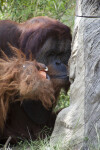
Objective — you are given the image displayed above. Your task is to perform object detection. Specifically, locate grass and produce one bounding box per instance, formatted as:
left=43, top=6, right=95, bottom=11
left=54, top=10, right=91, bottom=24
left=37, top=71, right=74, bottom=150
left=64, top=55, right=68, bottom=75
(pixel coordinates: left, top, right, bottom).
left=10, top=137, right=71, bottom=150
left=54, top=90, right=70, bottom=112
left=0, top=0, right=75, bottom=29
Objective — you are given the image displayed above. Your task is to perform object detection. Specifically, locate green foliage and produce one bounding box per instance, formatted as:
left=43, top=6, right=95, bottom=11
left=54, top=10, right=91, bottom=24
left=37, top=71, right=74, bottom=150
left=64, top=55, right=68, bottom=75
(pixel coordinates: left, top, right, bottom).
left=0, top=0, right=75, bottom=29
left=54, top=90, right=70, bottom=112
left=12, top=137, right=64, bottom=150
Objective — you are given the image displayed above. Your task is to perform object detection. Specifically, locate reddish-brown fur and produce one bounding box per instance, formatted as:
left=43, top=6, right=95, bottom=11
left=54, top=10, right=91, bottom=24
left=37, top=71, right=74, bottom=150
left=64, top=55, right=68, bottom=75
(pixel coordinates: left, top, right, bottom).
left=0, top=47, right=55, bottom=132
left=0, top=16, right=72, bottom=58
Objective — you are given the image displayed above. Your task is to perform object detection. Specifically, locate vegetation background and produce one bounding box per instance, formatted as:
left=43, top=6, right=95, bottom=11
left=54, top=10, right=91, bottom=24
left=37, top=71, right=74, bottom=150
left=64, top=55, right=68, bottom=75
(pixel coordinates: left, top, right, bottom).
left=0, top=0, right=76, bottom=149
left=0, top=0, right=75, bottom=28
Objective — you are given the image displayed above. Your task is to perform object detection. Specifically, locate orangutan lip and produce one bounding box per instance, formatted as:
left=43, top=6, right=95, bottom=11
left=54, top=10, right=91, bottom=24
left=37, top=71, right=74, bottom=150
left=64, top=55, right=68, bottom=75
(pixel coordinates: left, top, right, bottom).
left=50, top=75, right=68, bottom=79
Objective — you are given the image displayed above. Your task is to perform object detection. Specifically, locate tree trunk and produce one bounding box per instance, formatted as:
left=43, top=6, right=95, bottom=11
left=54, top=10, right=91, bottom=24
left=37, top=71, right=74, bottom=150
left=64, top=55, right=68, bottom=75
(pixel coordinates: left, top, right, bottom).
left=50, top=1, right=100, bottom=149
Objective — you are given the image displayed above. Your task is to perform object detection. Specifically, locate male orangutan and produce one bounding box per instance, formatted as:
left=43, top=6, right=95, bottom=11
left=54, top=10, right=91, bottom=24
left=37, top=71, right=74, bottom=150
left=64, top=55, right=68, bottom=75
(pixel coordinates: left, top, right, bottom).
left=0, top=16, right=72, bottom=144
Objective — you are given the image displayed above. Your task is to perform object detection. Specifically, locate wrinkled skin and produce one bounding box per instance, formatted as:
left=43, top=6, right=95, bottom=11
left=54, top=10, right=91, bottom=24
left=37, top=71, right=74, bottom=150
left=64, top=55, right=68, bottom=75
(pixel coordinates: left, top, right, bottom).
left=0, top=16, right=72, bottom=144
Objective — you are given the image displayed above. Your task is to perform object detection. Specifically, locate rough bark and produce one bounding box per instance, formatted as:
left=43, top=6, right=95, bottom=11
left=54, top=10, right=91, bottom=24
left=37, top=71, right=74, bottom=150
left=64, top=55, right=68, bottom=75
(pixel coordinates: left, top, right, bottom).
left=50, top=1, right=100, bottom=150
left=76, top=0, right=100, bottom=16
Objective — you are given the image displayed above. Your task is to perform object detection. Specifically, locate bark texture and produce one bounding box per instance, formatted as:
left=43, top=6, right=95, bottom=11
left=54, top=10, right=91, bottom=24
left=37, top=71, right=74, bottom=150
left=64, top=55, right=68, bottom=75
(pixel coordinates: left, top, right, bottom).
left=51, top=1, right=100, bottom=149
left=76, top=0, right=100, bottom=16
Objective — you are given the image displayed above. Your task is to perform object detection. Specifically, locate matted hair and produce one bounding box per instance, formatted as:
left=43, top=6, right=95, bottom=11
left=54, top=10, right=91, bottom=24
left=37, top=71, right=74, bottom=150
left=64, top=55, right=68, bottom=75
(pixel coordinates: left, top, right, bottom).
left=0, top=46, right=55, bottom=131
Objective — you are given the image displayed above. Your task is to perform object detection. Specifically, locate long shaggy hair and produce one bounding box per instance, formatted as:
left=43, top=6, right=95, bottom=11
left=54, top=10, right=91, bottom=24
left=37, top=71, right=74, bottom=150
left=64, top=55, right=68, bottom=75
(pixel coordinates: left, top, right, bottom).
left=0, top=46, right=55, bottom=131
